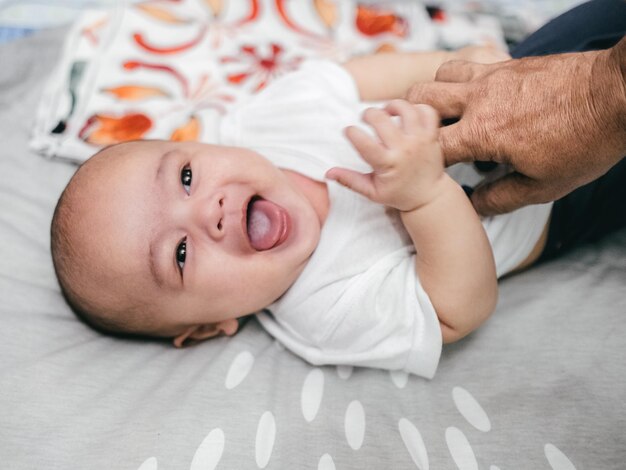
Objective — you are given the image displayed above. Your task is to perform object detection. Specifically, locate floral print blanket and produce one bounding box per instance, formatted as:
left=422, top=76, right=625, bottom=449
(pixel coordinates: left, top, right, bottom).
left=30, top=0, right=505, bottom=163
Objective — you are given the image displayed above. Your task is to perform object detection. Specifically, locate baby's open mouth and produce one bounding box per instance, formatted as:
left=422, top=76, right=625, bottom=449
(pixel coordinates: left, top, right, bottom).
left=245, top=196, right=290, bottom=251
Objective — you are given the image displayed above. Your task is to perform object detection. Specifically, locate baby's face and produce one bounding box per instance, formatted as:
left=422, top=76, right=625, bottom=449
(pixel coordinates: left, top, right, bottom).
left=76, top=141, right=323, bottom=340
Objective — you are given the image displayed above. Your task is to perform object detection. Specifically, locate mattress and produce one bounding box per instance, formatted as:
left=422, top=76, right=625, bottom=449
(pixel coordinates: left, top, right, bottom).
left=1, top=19, right=625, bottom=470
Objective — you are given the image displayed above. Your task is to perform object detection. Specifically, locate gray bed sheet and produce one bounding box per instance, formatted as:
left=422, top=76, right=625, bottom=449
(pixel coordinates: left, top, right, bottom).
left=1, top=29, right=625, bottom=470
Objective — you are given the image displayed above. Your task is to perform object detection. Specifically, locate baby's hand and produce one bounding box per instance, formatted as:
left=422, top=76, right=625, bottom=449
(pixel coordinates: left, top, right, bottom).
left=326, top=100, right=445, bottom=212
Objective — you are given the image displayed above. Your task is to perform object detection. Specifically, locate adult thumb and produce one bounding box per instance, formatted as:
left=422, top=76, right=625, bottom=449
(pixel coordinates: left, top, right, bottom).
left=471, top=172, right=538, bottom=216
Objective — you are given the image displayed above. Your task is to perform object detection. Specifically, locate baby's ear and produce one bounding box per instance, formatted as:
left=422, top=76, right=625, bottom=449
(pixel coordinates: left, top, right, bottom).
left=173, top=319, right=239, bottom=348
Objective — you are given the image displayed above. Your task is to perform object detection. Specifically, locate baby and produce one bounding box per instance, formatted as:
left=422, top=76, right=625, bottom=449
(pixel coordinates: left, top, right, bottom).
left=51, top=46, right=551, bottom=378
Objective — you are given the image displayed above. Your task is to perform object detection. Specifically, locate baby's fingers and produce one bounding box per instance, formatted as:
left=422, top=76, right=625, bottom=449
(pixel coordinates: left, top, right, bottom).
left=384, top=99, right=421, bottom=134
left=326, top=167, right=376, bottom=201
left=386, top=101, right=439, bottom=137
left=362, top=107, right=401, bottom=147
left=345, top=125, right=387, bottom=168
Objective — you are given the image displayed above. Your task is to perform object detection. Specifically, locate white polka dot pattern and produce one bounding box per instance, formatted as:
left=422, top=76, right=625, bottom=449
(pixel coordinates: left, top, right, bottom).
left=301, top=368, right=324, bottom=423
left=225, top=351, right=255, bottom=390
left=336, top=365, right=353, bottom=380
left=446, top=426, right=478, bottom=470
left=345, top=400, right=366, bottom=450
left=452, top=387, right=491, bottom=432
left=137, top=457, right=157, bottom=470
left=190, top=428, right=225, bottom=470
left=318, top=453, right=336, bottom=470
left=135, top=375, right=582, bottom=469
left=398, top=418, right=429, bottom=470
left=255, top=411, right=276, bottom=469
left=390, top=370, right=409, bottom=389
left=545, top=444, right=577, bottom=470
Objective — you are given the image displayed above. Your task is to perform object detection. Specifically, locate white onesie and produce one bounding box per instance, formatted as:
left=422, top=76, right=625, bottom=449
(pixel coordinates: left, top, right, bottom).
left=220, top=60, right=552, bottom=378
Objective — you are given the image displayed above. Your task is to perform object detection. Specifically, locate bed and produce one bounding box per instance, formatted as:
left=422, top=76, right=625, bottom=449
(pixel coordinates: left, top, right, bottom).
left=1, top=2, right=625, bottom=469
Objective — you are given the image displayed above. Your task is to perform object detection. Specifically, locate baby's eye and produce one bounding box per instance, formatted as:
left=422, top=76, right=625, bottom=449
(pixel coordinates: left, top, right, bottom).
left=176, top=238, right=187, bottom=271
left=181, top=165, right=192, bottom=194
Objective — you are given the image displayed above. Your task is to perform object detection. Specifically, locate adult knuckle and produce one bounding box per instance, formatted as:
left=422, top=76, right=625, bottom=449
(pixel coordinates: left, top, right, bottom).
left=481, top=187, right=509, bottom=213
left=529, top=184, right=559, bottom=205
left=434, top=65, right=448, bottom=82
left=405, top=83, right=426, bottom=102
left=435, top=59, right=462, bottom=81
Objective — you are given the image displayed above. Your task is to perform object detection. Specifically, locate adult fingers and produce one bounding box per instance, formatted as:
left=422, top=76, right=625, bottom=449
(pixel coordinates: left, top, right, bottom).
left=470, top=172, right=541, bottom=216
left=438, top=122, right=480, bottom=166
left=404, top=82, right=468, bottom=119
left=435, top=59, right=491, bottom=83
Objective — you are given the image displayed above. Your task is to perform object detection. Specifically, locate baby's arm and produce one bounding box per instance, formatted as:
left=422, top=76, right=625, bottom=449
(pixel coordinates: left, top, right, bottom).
left=344, top=46, right=510, bottom=101
left=326, top=102, right=497, bottom=343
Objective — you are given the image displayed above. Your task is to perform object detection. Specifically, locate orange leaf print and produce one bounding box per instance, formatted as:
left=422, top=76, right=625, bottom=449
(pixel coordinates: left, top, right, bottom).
left=102, top=85, right=170, bottom=101
left=136, top=3, right=190, bottom=24
left=314, top=0, right=338, bottom=30
left=79, top=113, right=152, bottom=146
left=355, top=4, right=408, bottom=37
left=171, top=116, right=200, bottom=142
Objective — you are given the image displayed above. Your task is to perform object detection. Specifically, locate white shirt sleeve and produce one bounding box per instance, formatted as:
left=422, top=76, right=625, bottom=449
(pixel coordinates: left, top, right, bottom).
left=316, top=251, right=442, bottom=379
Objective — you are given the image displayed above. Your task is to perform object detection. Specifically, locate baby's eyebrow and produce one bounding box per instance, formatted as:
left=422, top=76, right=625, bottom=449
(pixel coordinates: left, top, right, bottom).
left=154, top=151, right=167, bottom=186
left=149, top=241, right=166, bottom=289
left=149, top=151, right=170, bottom=290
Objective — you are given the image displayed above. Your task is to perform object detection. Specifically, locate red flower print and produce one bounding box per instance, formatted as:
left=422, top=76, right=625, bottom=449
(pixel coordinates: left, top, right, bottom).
left=220, top=43, right=302, bottom=92
left=120, top=60, right=234, bottom=115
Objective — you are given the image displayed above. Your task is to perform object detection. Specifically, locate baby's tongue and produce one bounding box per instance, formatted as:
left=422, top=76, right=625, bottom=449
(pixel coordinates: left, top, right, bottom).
left=247, top=198, right=286, bottom=251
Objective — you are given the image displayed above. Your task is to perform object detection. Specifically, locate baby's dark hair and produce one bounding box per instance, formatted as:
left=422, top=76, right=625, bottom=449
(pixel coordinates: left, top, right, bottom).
left=50, top=158, right=159, bottom=340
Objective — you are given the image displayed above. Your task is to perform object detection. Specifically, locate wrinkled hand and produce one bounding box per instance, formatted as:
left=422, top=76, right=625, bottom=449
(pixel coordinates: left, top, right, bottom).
left=326, top=100, right=445, bottom=212
left=405, top=38, right=626, bottom=215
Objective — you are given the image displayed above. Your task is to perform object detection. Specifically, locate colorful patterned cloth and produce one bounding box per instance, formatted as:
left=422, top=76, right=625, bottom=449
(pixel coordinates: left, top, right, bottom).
left=30, top=0, right=507, bottom=163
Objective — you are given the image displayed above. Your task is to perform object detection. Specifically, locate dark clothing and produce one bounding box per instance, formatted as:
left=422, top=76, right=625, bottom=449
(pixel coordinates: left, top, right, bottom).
left=511, top=0, right=626, bottom=57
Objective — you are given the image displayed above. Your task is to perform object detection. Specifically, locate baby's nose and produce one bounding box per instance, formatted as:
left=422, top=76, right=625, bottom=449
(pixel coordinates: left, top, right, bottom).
left=193, top=192, right=225, bottom=240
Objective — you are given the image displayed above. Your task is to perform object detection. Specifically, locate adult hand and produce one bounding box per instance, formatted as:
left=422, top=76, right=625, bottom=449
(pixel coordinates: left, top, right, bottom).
left=405, top=37, right=626, bottom=216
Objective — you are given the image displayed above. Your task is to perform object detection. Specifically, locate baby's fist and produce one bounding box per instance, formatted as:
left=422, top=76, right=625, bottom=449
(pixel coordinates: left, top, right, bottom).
left=327, top=101, right=446, bottom=212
